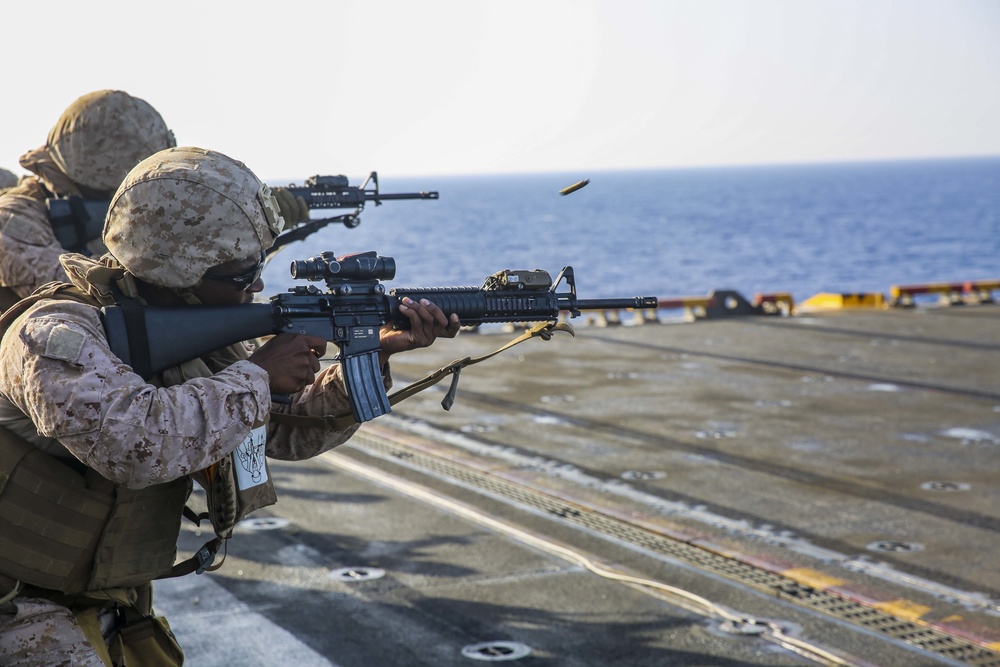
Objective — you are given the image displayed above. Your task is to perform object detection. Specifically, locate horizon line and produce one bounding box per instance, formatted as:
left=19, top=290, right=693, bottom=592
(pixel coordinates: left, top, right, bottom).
left=263, top=152, right=1000, bottom=184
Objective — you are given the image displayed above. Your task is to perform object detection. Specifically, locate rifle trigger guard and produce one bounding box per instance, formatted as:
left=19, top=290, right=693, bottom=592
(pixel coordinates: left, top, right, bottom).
left=532, top=321, right=575, bottom=340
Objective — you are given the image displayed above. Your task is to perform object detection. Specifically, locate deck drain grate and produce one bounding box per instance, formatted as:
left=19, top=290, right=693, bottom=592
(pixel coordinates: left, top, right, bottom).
left=352, top=432, right=1000, bottom=666
left=461, top=641, right=532, bottom=661
left=922, top=481, right=971, bottom=492
left=620, top=470, right=667, bottom=481
left=867, top=540, right=924, bottom=554
left=329, top=567, right=386, bottom=582
left=237, top=517, right=291, bottom=531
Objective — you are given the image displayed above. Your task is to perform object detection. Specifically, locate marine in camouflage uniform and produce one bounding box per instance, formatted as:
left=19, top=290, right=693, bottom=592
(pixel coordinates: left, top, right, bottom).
left=0, top=91, right=176, bottom=309
left=0, top=147, right=460, bottom=666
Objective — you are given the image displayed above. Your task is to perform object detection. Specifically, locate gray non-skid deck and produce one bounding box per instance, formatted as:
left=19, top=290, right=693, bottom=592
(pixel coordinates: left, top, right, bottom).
left=156, top=303, right=1000, bottom=666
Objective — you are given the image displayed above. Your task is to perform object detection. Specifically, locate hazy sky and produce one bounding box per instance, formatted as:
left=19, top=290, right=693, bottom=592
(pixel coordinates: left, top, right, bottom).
left=2, top=0, right=998, bottom=181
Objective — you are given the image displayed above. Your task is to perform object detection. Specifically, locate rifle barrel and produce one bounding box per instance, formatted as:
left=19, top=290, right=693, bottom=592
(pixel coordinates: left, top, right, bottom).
left=572, top=297, right=658, bottom=311
left=370, top=192, right=439, bottom=200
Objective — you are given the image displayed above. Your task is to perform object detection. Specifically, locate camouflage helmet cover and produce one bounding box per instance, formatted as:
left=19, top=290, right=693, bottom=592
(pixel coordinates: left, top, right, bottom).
left=46, top=89, right=175, bottom=194
left=104, top=146, right=285, bottom=289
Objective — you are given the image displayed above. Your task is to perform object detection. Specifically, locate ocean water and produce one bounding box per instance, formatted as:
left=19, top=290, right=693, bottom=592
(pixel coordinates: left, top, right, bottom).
left=262, top=157, right=1000, bottom=306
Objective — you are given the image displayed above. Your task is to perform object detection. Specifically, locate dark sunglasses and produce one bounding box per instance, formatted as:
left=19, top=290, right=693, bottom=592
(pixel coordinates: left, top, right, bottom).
left=202, top=252, right=265, bottom=291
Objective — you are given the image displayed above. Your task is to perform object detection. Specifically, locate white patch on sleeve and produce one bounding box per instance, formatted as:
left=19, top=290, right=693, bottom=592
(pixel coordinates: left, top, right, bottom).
left=234, top=425, right=268, bottom=489
left=44, top=324, right=86, bottom=362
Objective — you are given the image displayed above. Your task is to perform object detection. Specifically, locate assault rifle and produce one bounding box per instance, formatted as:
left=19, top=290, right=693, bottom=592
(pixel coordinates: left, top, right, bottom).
left=46, top=172, right=438, bottom=254
left=265, top=173, right=439, bottom=257
left=101, top=251, right=657, bottom=423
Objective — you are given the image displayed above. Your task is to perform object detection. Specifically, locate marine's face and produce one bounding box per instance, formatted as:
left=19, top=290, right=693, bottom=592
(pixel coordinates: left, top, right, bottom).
left=193, top=252, right=266, bottom=305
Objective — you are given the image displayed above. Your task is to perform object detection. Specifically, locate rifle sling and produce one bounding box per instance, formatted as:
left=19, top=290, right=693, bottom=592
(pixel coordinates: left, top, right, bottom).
left=269, top=321, right=575, bottom=431
left=117, top=298, right=153, bottom=380
left=66, top=196, right=93, bottom=251
left=162, top=536, right=226, bottom=580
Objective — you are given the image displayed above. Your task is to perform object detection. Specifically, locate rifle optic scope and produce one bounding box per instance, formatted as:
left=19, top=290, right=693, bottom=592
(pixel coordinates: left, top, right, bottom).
left=290, top=251, right=396, bottom=283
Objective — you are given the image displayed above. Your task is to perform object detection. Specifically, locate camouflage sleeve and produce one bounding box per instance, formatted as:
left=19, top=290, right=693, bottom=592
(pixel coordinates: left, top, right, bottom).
left=264, top=362, right=393, bottom=460
left=0, top=301, right=272, bottom=489
left=0, top=192, right=70, bottom=297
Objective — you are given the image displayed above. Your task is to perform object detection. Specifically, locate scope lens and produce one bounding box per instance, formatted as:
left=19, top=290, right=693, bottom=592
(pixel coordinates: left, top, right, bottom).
left=290, top=257, right=340, bottom=280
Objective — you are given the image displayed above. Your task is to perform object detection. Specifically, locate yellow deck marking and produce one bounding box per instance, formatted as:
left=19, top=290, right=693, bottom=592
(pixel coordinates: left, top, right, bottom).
left=872, top=599, right=931, bottom=622
left=783, top=567, right=845, bottom=590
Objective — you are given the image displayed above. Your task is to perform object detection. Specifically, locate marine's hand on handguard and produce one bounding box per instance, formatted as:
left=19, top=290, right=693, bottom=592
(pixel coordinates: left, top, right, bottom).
left=379, top=297, right=461, bottom=365
left=249, top=333, right=327, bottom=394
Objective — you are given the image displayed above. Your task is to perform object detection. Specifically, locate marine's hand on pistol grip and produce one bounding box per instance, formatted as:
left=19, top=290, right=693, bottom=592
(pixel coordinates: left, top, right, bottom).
left=249, top=333, right=326, bottom=395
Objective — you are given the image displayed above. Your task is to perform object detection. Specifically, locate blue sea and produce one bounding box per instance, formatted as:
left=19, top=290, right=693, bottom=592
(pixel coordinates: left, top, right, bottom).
left=262, top=157, right=1000, bottom=307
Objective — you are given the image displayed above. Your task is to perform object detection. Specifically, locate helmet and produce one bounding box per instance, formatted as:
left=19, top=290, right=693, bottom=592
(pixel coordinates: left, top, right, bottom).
left=104, top=147, right=285, bottom=289
left=46, top=90, right=175, bottom=194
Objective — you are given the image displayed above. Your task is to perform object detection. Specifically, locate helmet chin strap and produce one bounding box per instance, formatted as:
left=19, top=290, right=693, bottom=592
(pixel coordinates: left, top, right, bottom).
left=173, top=286, right=204, bottom=306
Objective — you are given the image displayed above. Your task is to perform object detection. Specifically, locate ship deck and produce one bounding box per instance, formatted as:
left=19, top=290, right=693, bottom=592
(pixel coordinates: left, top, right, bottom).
left=157, top=301, right=1000, bottom=666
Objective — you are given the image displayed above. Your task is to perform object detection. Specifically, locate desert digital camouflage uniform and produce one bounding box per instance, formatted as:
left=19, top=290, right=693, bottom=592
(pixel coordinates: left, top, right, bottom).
left=0, top=90, right=174, bottom=303
left=0, top=148, right=383, bottom=666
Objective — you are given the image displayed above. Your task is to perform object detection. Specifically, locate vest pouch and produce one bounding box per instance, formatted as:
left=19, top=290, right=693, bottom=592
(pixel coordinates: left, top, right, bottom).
left=89, top=476, right=191, bottom=591
left=0, top=427, right=114, bottom=594
left=204, top=421, right=277, bottom=539
left=111, top=612, right=185, bottom=667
